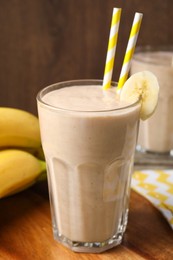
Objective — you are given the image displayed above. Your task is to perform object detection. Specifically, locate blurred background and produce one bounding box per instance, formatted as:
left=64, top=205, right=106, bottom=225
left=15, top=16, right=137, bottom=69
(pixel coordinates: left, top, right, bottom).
left=0, top=0, right=172, bottom=114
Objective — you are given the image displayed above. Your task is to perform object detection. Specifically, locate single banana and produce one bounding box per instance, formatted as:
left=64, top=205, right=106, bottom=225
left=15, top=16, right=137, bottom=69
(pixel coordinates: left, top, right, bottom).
left=0, top=107, right=41, bottom=148
left=0, top=149, right=46, bottom=198
left=119, top=71, right=159, bottom=120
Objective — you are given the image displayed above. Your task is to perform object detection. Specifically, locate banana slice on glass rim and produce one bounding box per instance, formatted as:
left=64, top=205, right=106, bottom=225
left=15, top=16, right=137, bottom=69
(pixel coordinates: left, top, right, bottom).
left=119, top=71, right=160, bottom=120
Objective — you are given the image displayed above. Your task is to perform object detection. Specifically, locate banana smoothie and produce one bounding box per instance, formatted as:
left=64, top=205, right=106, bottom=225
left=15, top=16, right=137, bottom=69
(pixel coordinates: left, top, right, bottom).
left=37, top=80, right=140, bottom=252
left=131, top=47, right=173, bottom=153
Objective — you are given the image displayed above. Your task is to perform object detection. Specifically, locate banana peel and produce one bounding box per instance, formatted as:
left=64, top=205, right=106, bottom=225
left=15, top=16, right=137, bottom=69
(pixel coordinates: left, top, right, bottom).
left=0, top=107, right=41, bottom=148
left=0, top=149, right=47, bottom=199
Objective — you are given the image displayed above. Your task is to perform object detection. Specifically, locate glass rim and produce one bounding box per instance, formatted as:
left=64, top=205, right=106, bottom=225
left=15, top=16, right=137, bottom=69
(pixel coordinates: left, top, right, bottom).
left=37, top=79, right=140, bottom=113
left=133, top=45, right=173, bottom=66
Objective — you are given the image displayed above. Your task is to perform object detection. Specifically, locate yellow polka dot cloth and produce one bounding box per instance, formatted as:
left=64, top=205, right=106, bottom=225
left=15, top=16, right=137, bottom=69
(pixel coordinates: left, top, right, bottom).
left=131, top=169, right=173, bottom=229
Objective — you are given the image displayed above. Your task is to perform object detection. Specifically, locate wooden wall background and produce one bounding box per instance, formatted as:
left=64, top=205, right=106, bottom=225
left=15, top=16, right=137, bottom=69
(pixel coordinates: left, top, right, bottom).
left=0, top=0, right=172, bottom=114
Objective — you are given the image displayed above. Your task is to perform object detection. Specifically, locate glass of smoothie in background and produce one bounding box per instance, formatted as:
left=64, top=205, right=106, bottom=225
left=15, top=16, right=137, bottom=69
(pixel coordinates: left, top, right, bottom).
left=37, top=79, right=140, bottom=253
left=131, top=46, right=173, bottom=165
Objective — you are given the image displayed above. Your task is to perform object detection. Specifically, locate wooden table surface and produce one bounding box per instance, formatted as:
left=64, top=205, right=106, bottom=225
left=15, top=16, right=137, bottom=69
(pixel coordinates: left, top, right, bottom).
left=0, top=179, right=173, bottom=260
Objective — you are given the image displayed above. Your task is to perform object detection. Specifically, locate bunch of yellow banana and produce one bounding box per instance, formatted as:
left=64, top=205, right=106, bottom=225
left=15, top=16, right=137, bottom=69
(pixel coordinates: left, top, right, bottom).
left=0, top=107, right=47, bottom=199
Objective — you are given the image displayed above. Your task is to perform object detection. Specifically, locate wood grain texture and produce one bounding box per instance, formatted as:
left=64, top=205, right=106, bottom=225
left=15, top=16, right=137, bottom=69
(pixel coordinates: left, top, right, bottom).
left=0, top=183, right=173, bottom=260
left=0, top=0, right=172, bottom=114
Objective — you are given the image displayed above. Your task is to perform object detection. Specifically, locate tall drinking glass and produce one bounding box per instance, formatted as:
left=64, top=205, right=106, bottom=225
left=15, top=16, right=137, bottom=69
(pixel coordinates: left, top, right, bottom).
left=37, top=79, right=140, bottom=253
left=131, top=46, right=173, bottom=165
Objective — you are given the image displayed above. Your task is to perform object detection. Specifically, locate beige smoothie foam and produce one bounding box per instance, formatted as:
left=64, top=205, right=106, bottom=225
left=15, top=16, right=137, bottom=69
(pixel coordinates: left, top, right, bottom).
left=39, top=85, right=140, bottom=242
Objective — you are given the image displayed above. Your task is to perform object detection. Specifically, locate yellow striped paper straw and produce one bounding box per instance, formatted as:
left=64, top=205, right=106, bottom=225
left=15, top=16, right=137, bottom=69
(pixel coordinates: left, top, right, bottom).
left=117, top=12, right=143, bottom=91
left=102, top=8, right=122, bottom=90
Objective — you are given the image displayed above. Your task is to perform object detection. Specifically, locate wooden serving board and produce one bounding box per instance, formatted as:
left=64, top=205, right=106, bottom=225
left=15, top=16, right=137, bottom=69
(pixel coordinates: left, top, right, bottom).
left=0, top=181, right=173, bottom=260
